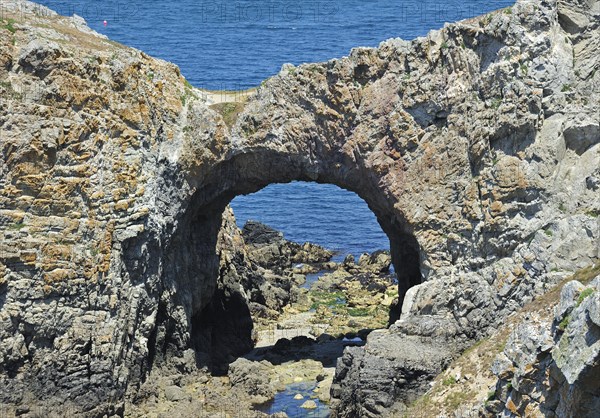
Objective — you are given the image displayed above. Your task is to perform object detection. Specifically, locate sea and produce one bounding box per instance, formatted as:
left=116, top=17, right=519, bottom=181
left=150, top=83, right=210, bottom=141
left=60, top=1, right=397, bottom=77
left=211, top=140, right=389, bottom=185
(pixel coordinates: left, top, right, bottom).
left=35, top=0, right=515, bottom=258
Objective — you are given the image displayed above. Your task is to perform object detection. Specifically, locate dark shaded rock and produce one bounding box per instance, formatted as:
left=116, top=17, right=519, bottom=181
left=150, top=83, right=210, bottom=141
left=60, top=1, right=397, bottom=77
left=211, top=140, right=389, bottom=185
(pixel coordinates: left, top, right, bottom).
left=15, top=406, right=30, bottom=416
left=273, top=338, right=292, bottom=353
left=330, top=329, right=455, bottom=417
left=563, top=117, right=600, bottom=155
left=242, top=221, right=284, bottom=246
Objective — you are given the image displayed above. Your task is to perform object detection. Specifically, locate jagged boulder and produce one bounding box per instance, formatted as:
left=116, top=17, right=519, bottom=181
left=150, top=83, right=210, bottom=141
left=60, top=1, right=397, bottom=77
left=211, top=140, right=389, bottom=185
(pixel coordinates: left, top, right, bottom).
left=357, top=250, right=392, bottom=273
left=242, top=220, right=333, bottom=270
left=228, top=358, right=276, bottom=402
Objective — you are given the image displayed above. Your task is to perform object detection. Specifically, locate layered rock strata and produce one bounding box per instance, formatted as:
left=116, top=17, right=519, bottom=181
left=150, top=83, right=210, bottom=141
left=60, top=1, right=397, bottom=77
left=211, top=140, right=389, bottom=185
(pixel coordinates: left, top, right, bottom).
left=0, top=0, right=598, bottom=416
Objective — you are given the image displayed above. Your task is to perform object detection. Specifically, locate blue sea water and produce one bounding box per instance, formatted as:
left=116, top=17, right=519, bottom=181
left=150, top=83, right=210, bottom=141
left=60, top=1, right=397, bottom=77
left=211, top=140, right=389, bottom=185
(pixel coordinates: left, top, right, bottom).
left=35, top=0, right=515, bottom=256
left=256, top=382, right=331, bottom=417
left=35, top=0, right=514, bottom=90
left=234, top=182, right=389, bottom=260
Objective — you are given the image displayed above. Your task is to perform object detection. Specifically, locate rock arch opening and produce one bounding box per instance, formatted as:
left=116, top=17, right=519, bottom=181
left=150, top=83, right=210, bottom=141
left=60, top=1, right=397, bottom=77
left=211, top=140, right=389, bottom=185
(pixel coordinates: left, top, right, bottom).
left=227, top=182, right=399, bottom=337
left=230, top=182, right=389, bottom=262
left=155, top=149, right=424, bottom=375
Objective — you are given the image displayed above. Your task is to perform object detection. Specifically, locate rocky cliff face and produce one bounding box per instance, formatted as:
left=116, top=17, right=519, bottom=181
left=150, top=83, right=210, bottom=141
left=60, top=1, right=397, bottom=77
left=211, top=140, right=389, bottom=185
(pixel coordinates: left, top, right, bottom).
left=325, top=0, right=600, bottom=413
left=207, top=211, right=335, bottom=372
left=0, top=0, right=598, bottom=416
left=487, top=273, right=600, bottom=417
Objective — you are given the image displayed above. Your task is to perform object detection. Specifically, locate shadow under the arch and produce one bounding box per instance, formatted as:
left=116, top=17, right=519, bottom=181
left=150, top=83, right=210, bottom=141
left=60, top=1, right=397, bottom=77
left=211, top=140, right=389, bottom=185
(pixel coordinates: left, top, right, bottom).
left=243, top=333, right=368, bottom=370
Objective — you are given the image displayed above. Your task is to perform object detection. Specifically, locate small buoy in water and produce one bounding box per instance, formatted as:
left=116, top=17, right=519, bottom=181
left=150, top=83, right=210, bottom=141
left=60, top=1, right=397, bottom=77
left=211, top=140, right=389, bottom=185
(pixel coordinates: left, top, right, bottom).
left=103, top=20, right=108, bottom=27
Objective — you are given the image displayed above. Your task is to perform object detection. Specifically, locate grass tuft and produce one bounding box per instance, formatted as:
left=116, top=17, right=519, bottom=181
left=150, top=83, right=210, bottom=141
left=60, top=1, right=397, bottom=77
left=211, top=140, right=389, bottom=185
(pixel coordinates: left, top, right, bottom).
left=520, top=63, right=528, bottom=76
left=491, top=97, right=502, bottom=109
left=442, top=376, right=457, bottom=386
left=1, top=18, right=17, bottom=33
left=558, top=314, right=571, bottom=331
left=576, top=288, right=594, bottom=307
left=586, top=209, right=599, bottom=218
left=9, top=222, right=25, bottom=231
left=209, top=102, right=245, bottom=128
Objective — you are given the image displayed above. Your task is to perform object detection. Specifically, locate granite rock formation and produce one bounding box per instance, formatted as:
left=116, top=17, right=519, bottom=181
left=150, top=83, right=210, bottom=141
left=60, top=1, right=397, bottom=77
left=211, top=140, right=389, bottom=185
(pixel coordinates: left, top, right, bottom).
left=0, top=0, right=598, bottom=416
left=486, top=274, right=600, bottom=417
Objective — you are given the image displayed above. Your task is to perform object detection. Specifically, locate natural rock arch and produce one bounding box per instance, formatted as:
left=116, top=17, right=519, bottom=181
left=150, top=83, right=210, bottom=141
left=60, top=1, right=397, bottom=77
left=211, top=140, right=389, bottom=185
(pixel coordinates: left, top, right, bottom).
left=152, top=148, right=424, bottom=370
left=120, top=0, right=600, bottom=390
left=188, top=149, right=422, bottom=299
left=1, top=0, right=598, bottom=416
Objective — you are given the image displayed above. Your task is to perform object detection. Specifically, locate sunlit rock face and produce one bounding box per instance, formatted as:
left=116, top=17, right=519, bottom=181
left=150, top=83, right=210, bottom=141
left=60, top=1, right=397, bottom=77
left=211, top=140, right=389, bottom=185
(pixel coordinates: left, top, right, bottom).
left=0, top=0, right=598, bottom=415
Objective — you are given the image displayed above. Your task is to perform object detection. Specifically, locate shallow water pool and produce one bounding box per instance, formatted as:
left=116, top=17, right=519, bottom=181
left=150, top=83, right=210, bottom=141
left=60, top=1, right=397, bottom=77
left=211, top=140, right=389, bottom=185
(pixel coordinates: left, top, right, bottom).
left=256, top=382, right=331, bottom=417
